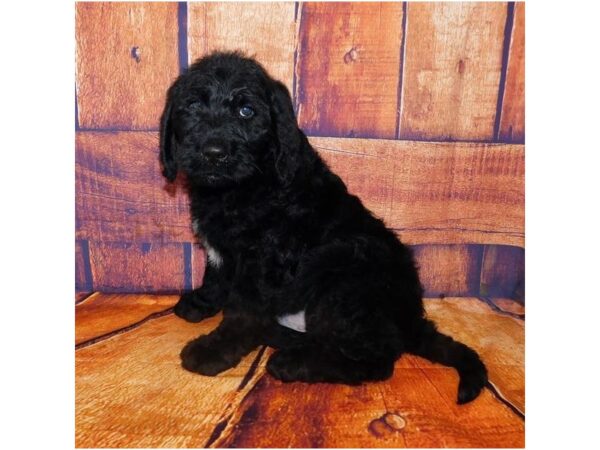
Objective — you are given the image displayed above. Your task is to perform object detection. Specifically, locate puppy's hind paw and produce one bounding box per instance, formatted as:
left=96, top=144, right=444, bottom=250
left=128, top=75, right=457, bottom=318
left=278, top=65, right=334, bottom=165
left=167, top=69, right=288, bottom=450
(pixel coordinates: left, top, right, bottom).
left=266, top=348, right=307, bottom=382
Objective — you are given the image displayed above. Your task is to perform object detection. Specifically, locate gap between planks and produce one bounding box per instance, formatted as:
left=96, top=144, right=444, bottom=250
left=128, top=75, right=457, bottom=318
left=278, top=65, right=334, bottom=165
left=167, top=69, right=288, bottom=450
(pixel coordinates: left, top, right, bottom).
left=486, top=380, right=525, bottom=419
left=477, top=296, right=525, bottom=321
left=75, top=291, right=100, bottom=305
left=204, top=346, right=271, bottom=447
left=75, top=307, right=175, bottom=350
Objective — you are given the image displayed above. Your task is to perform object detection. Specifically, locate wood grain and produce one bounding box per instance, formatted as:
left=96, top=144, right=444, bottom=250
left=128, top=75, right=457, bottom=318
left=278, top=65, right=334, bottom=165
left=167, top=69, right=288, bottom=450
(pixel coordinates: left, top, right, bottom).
left=296, top=2, right=404, bottom=138
left=76, top=293, right=178, bottom=345
left=75, top=3, right=180, bottom=129
left=76, top=131, right=194, bottom=243
left=399, top=2, right=507, bottom=141
left=188, top=2, right=297, bottom=93
left=75, top=239, right=90, bottom=292
left=215, top=376, right=393, bottom=448
left=480, top=245, right=525, bottom=301
left=413, top=245, right=482, bottom=297
left=88, top=241, right=188, bottom=293
left=215, top=298, right=524, bottom=448
left=76, top=312, right=268, bottom=448
left=498, top=2, right=525, bottom=143
left=311, top=137, right=524, bottom=247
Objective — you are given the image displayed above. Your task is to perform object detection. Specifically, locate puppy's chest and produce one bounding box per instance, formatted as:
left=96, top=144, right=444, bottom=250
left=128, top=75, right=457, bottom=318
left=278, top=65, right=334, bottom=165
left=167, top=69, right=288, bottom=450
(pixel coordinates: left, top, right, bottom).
left=193, top=206, right=267, bottom=245
left=192, top=219, right=224, bottom=268
left=192, top=219, right=307, bottom=333
left=192, top=218, right=298, bottom=272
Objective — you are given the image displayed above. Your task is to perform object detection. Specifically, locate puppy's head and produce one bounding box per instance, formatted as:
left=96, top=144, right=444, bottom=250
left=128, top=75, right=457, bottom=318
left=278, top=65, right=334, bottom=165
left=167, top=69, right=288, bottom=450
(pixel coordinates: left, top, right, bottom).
left=160, top=51, right=301, bottom=188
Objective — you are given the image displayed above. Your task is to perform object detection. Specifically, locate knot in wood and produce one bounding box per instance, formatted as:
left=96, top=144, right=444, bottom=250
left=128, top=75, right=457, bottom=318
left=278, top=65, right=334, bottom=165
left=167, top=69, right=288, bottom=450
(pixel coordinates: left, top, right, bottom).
left=131, top=46, right=142, bottom=63
left=382, top=412, right=407, bottom=430
left=368, top=412, right=407, bottom=437
left=343, top=47, right=359, bottom=64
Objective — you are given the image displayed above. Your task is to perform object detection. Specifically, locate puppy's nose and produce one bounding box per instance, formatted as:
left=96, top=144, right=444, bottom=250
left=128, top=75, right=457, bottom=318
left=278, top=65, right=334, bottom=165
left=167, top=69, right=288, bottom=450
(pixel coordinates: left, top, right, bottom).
left=202, top=145, right=227, bottom=162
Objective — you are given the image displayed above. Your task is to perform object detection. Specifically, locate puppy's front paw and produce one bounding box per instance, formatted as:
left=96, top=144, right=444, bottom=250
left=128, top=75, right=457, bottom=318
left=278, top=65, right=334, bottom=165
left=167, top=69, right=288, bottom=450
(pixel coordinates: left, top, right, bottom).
left=174, top=291, right=218, bottom=323
left=179, top=338, right=233, bottom=376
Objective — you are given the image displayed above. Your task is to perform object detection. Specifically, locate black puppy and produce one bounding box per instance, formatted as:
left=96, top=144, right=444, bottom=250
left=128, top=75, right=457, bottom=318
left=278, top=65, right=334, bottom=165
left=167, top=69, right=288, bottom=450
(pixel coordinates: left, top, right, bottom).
left=160, top=51, right=487, bottom=404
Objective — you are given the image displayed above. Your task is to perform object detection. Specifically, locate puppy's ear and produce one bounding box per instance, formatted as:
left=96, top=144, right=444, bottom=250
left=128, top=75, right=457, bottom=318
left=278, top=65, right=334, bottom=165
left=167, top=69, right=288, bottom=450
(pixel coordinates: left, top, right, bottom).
left=159, top=91, right=177, bottom=182
left=269, top=80, right=303, bottom=185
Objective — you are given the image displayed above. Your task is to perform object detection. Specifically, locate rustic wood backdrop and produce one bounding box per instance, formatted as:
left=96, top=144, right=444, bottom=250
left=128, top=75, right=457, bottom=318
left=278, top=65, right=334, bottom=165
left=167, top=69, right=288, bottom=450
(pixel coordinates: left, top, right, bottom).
left=75, top=2, right=525, bottom=303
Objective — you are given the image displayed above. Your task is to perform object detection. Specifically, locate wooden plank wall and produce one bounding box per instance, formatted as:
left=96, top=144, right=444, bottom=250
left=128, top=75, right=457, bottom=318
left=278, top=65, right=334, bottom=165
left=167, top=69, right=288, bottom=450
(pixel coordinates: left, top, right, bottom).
left=296, top=2, right=405, bottom=138
left=75, top=2, right=525, bottom=301
left=399, top=2, right=507, bottom=141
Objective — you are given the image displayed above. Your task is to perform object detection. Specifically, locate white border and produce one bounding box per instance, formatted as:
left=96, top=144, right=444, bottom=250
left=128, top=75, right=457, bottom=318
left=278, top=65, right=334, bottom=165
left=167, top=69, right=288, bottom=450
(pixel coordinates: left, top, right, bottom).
left=3, top=1, right=600, bottom=449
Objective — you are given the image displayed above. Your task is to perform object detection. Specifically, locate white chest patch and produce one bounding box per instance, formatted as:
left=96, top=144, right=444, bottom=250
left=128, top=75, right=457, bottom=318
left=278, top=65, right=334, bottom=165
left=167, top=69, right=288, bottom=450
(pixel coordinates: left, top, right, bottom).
left=204, top=241, right=223, bottom=268
left=276, top=309, right=307, bottom=333
left=192, top=219, right=223, bottom=268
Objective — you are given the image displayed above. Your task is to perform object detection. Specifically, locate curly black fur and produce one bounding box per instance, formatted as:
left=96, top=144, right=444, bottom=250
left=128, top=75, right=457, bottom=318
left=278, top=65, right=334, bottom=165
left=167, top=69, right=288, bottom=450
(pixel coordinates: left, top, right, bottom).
left=159, top=51, right=487, bottom=404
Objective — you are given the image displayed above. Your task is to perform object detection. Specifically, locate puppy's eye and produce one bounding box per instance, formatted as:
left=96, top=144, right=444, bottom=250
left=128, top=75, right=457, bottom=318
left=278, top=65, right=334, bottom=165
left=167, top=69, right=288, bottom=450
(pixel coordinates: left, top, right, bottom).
left=239, top=105, right=255, bottom=118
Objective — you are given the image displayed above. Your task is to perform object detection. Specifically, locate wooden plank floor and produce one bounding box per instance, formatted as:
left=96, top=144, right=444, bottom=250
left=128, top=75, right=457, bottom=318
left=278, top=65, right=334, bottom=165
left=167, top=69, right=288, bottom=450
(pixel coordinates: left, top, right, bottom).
left=76, top=294, right=524, bottom=448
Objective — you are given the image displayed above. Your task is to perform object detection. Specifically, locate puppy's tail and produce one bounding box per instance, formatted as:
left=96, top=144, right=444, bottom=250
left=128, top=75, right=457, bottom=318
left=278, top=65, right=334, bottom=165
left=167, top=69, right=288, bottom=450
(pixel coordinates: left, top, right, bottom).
left=407, top=319, right=488, bottom=404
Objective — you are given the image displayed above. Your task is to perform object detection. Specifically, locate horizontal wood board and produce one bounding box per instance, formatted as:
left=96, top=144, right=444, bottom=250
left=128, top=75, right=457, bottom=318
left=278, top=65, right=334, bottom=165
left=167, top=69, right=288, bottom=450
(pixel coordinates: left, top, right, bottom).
left=311, top=136, right=524, bottom=247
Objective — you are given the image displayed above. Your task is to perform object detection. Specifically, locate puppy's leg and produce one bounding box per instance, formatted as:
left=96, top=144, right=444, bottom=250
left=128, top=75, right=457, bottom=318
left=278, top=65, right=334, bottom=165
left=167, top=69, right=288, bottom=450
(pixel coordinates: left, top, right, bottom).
left=266, top=282, right=400, bottom=384
left=174, top=264, right=226, bottom=322
left=180, top=313, right=263, bottom=375
left=266, top=240, right=405, bottom=384
left=267, top=344, right=395, bottom=384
